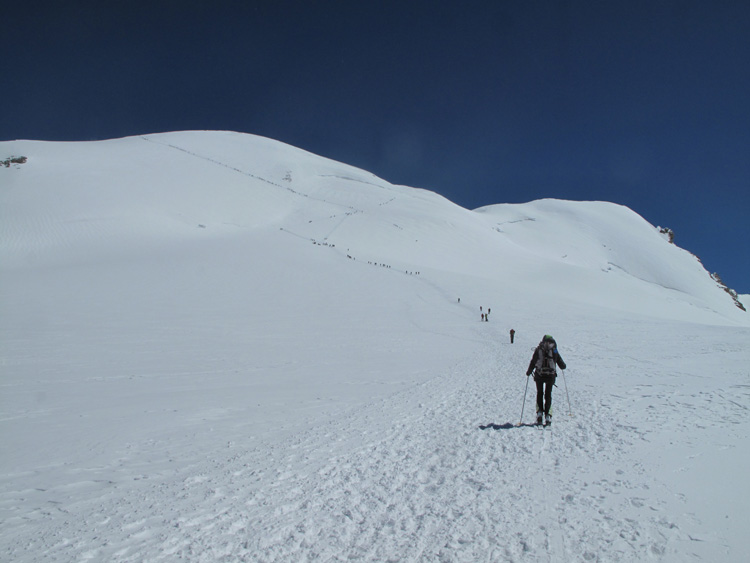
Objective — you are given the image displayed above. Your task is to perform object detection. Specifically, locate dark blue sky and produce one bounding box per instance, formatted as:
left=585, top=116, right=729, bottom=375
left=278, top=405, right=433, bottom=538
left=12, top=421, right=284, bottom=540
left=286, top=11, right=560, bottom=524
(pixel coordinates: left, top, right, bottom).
left=3, top=1, right=748, bottom=293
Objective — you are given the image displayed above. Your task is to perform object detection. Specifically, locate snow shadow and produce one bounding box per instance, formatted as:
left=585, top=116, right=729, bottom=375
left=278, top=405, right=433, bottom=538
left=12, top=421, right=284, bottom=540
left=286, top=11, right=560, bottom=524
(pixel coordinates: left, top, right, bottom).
left=478, top=422, right=537, bottom=430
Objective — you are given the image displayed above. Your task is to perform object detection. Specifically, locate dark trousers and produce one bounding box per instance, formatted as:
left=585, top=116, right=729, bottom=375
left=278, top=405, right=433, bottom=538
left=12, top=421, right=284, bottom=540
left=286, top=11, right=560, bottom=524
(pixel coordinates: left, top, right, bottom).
left=535, top=377, right=555, bottom=415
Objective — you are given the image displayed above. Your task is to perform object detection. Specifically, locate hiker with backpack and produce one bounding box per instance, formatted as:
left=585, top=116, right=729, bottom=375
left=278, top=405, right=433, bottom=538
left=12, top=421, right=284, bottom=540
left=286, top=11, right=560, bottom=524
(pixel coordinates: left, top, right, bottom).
left=526, top=335, right=567, bottom=426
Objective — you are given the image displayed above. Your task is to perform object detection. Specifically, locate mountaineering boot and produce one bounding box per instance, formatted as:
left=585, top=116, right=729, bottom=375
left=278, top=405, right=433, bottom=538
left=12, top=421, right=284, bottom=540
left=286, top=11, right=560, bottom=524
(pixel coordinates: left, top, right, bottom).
left=544, top=414, right=552, bottom=427
left=536, top=412, right=543, bottom=425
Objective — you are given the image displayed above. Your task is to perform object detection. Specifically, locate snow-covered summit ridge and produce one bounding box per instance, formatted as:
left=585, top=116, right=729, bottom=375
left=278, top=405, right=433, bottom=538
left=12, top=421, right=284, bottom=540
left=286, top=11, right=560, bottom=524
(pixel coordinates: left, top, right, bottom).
left=475, top=199, right=747, bottom=316
left=0, top=130, right=745, bottom=325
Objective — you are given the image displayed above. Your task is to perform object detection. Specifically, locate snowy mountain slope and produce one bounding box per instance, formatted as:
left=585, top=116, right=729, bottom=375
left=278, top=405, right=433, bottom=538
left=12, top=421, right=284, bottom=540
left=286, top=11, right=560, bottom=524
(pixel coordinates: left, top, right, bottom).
left=1, top=131, right=749, bottom=562
left=475, top=199, right=747, bottom=324
left=1, top=131, right=744, bottom=324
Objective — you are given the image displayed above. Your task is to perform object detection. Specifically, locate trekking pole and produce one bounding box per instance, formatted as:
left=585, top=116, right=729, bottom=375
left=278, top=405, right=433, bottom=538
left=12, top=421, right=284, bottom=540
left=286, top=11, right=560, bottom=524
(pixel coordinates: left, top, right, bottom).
left=561, top=369, right=573, bottom=416
left=518, top=374, right=530, bottom=425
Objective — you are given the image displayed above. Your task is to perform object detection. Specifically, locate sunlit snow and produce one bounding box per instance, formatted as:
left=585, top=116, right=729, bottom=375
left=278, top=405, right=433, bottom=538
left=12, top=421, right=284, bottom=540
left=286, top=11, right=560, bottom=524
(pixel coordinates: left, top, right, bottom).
left=1, top=131, right=748, bottom=561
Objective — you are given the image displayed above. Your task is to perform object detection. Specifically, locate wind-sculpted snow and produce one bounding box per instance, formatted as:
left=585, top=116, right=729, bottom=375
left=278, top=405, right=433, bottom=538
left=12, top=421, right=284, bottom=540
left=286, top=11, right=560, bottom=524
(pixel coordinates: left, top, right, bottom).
left=1, top=131, right=749, bottom=561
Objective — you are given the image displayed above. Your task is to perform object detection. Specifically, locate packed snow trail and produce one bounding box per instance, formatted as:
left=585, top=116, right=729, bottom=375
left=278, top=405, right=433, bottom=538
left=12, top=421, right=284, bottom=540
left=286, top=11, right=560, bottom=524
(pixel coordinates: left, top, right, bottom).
left=5, top=319, right=745, bottom=562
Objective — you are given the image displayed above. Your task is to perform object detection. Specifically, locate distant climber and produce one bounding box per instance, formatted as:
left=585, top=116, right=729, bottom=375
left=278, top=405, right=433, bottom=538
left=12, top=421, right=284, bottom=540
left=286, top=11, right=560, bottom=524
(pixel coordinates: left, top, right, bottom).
left=510, top=329, right=515, bottom=343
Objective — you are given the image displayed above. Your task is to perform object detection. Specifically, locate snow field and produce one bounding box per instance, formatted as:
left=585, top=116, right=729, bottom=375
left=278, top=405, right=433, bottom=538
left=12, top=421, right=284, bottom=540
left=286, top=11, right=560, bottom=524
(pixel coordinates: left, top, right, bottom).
left=1, top=131, right=749, bottom=561
left=3, top=315, right=747, bottom=562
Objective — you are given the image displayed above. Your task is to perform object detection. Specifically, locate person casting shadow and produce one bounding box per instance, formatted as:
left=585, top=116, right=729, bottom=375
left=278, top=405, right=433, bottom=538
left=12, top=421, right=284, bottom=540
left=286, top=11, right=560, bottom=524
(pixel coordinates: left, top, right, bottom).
left=526, top=335, right=567, bottom=426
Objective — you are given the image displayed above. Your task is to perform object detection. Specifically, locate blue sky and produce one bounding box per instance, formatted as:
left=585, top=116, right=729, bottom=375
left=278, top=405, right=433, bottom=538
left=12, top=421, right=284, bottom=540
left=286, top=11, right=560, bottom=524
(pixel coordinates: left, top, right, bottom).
left=2, top=1, right=748, bottom=293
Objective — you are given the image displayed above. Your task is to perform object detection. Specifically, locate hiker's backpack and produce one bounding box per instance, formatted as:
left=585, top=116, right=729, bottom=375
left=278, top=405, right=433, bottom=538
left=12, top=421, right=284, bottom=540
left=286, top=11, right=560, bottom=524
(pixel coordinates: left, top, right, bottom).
left=535, top=340, right=557, bottom=378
